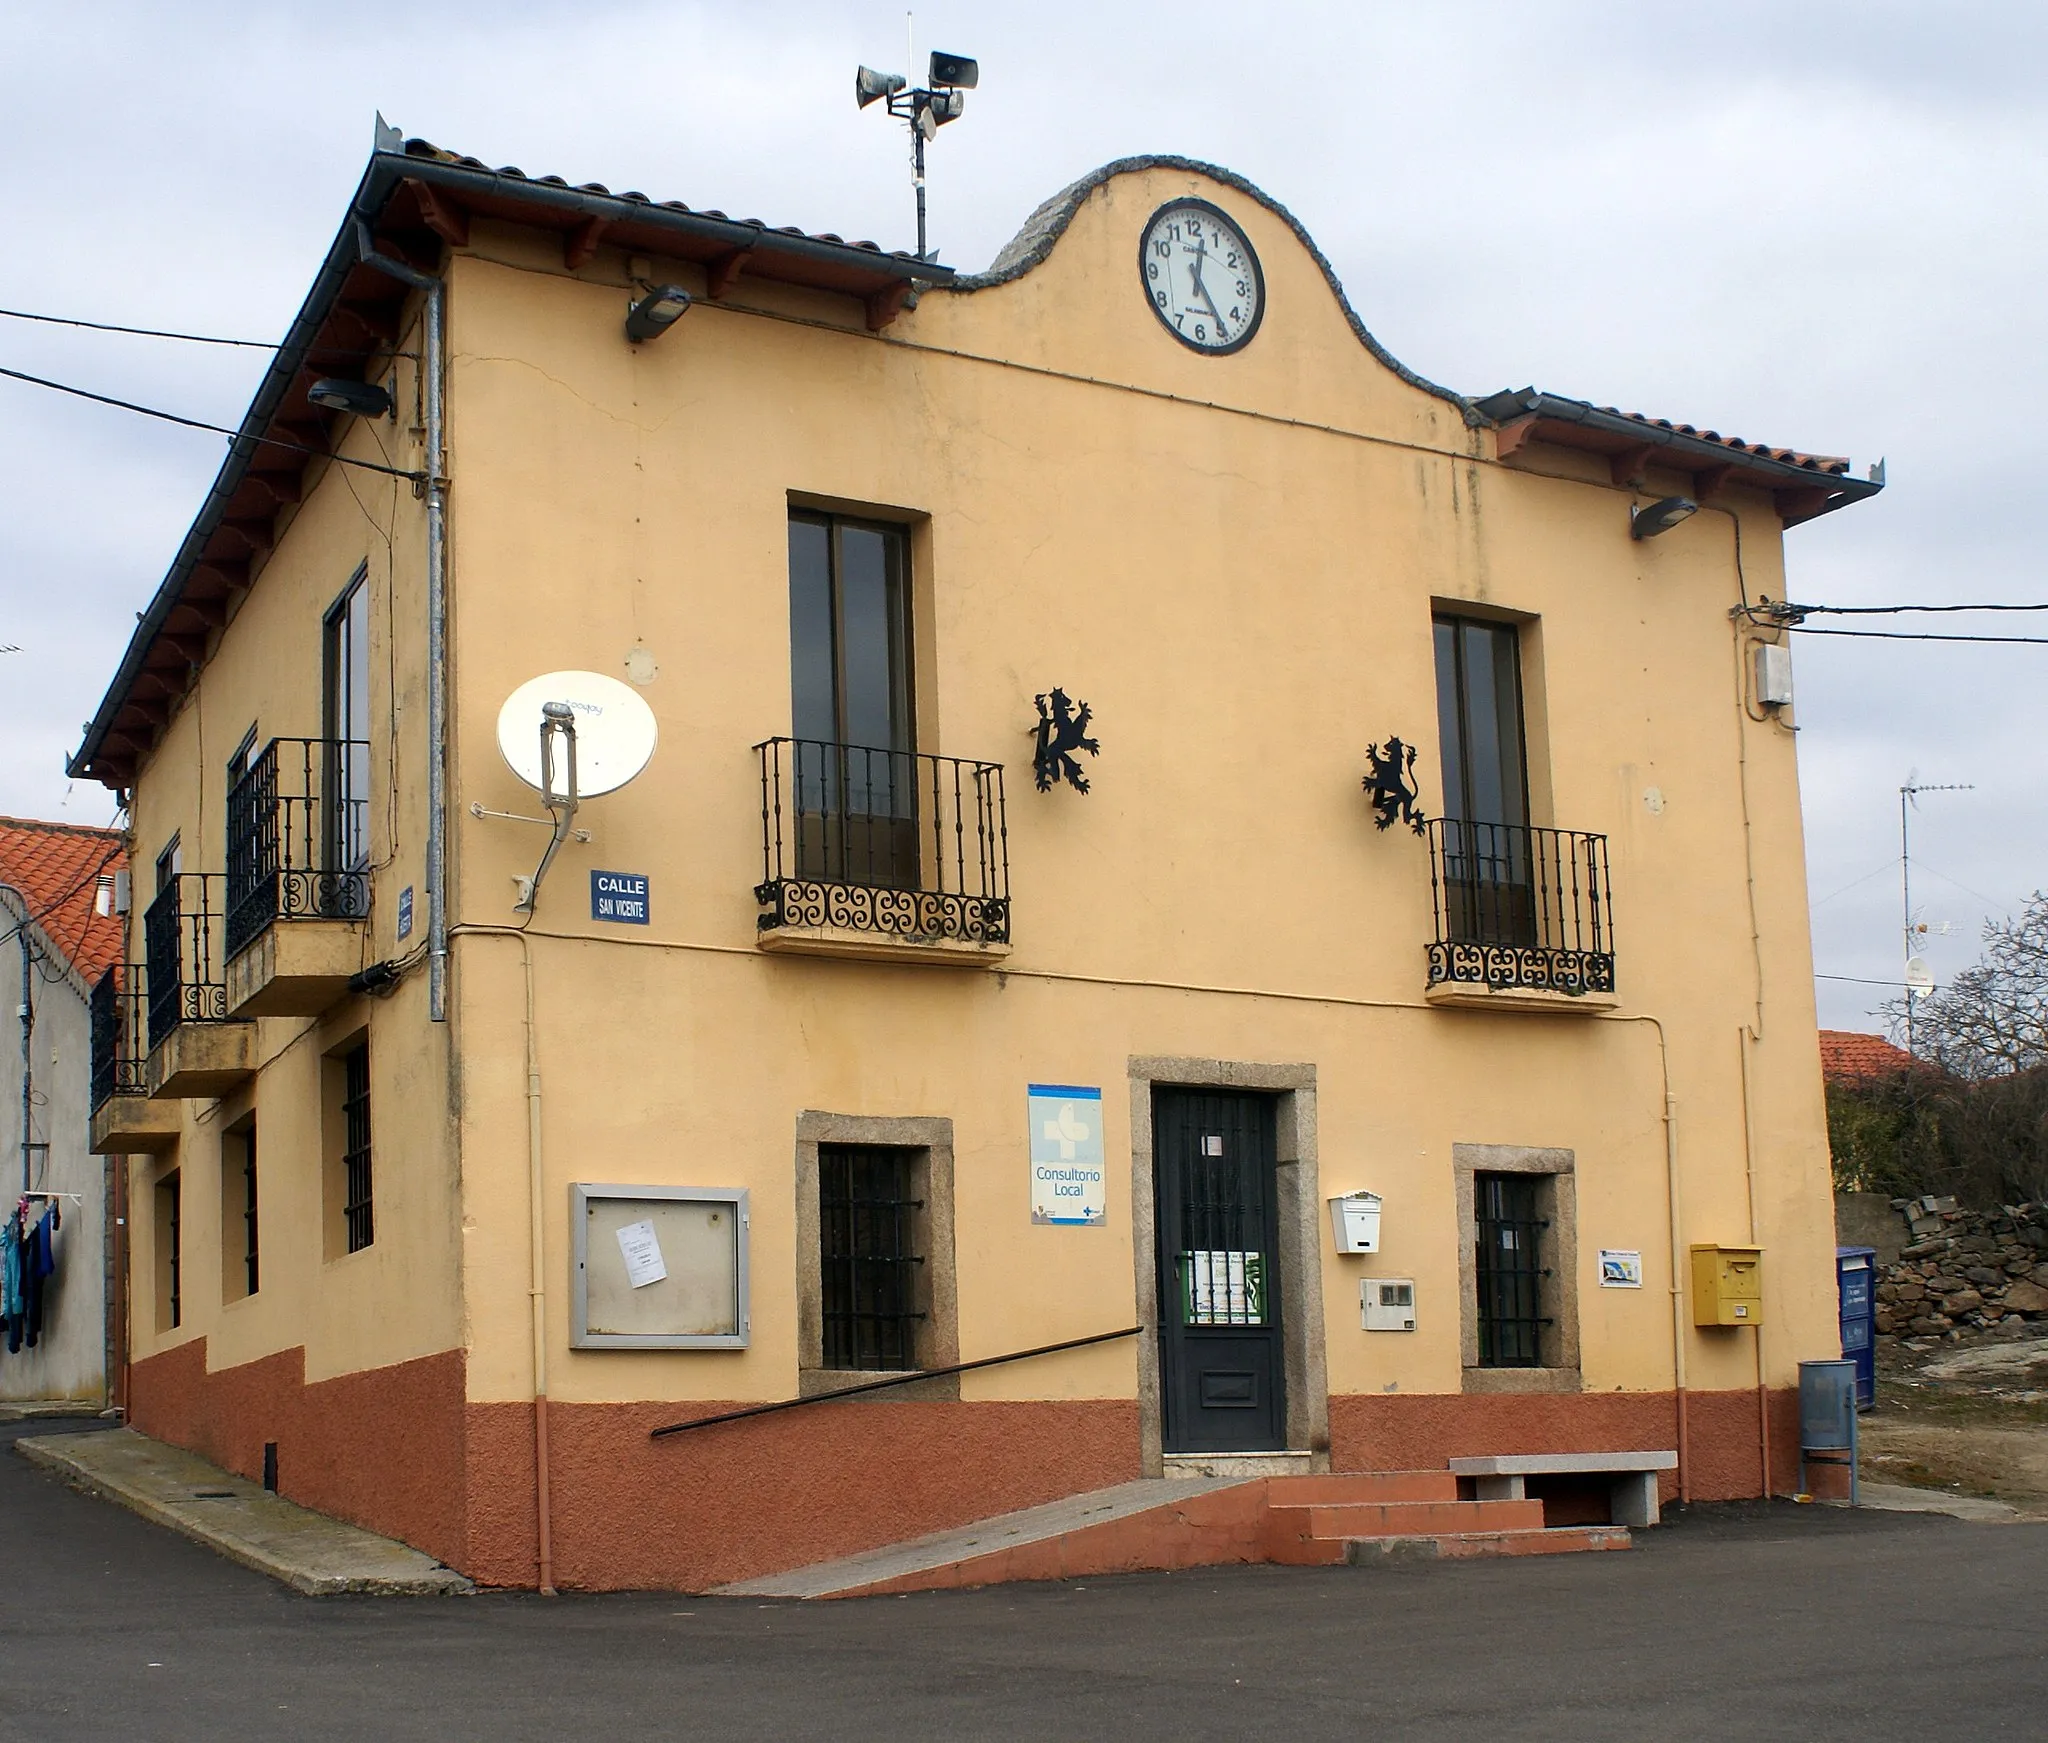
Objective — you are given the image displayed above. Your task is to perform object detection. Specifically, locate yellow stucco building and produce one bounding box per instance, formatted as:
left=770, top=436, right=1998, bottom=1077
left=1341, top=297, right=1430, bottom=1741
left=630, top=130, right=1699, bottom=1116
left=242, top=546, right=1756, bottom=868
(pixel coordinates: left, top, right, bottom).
left=77, top=132, right=1881, bottom=1590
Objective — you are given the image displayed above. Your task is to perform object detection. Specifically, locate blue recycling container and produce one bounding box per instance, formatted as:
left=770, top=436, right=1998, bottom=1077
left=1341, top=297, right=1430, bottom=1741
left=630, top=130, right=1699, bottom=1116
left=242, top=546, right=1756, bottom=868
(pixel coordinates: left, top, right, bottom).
left=1836, top=1246, right=1877, bottom=1411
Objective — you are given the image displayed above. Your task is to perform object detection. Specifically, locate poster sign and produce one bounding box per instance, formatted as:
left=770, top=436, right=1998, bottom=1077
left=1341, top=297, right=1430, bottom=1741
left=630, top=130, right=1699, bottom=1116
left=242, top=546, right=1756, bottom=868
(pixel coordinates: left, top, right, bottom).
left=616, top=1219, right=669, bottom=1288
left=591, top=870, right=650, bottom=924
left=1028, top=1083, right=1106, bottom=1225
left=1183, top=1250, right=1266, bottom=1324
left=1600, top=1249, right=1644, bottom=1288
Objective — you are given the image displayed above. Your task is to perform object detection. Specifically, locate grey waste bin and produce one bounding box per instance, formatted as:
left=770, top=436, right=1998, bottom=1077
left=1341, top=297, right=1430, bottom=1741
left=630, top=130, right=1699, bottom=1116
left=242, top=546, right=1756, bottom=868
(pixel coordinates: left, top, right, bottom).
left=1799, top=1358, right=1859, bottom=1504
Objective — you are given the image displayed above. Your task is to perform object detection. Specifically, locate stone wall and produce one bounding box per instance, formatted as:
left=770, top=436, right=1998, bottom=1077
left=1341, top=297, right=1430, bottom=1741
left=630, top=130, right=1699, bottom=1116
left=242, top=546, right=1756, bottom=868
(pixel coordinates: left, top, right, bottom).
left=1864, top=1197, right=2048, bottom=1340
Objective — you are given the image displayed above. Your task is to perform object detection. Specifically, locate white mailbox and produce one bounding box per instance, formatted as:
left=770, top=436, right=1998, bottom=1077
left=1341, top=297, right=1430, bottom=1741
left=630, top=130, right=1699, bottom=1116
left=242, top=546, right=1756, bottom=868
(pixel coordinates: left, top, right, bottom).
left=1328, top=1191, right=1383, bottom=1255
left=1362, top=1277, right=1416, bottom=1331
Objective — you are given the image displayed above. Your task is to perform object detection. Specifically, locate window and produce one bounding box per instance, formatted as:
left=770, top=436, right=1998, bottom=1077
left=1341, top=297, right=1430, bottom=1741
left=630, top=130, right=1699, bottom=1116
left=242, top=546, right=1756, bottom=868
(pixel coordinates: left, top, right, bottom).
left=156, top=1171, right=182, bottom=1331
left=818, top=1145, right=924, bottom=1371
left=323, top=570, right=371, bottom=873
left=1433, top=615, right=1533, bottom=947
left=1433, top=615, right=1528, bottom=829
left=1474, top=1172, right=1546, bottom=1368
left=341, top=1043, right=373, bottom=1253
left=154, top=835, right=182, bottom=894
left=222, top=1120, right=258, bottom=1300
left=787, top=514, right=917, bottom=888
left=788, top=513, right=913, bottom=754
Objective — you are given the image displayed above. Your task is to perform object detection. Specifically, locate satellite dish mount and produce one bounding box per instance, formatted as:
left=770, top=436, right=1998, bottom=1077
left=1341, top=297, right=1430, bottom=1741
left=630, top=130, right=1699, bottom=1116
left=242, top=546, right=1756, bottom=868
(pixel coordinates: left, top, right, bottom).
left=480, top=670, right=659, bottom=916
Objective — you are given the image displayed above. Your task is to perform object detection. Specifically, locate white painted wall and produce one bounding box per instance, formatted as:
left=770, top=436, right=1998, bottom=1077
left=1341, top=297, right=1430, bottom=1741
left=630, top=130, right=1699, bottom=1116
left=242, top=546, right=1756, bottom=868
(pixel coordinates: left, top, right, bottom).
left=0, top=892, right=109, bottom=1406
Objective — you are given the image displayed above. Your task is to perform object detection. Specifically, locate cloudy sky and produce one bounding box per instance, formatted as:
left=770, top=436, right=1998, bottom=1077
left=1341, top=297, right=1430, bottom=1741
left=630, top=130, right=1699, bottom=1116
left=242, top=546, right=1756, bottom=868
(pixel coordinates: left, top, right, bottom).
left=2, top=2, right=2043, bottom=1030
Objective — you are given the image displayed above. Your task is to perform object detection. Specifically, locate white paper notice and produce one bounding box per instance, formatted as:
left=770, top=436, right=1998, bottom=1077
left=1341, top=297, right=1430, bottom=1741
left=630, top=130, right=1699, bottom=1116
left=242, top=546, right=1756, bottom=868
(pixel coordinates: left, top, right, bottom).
left=615, top=1220, right=668, bottom=1288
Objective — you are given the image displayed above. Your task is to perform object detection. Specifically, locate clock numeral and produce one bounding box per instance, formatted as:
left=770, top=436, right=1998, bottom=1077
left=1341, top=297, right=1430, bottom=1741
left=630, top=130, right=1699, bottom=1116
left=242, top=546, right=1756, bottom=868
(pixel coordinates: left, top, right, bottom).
left=1194, top=323, right=1207, bottom=341
left=1237, top=280, right=1251, bottom=297
left=1156, top=291, right=1168, bottom=309
left=1154, top=240, right=1171, bottom=258
left=1147, top=262, right=1160, bottom=281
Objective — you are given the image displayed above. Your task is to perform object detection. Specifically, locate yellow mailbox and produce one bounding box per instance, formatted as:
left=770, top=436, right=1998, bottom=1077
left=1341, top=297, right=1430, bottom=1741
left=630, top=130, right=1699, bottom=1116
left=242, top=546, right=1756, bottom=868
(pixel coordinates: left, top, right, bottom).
left=1690, top=1244, right=1764, bottom=1327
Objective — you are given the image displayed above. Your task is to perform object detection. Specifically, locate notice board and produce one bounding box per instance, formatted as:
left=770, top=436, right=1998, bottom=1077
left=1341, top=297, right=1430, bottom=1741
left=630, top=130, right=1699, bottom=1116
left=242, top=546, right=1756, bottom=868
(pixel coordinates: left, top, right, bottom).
left=571, top=1183, right=750, bottom=1349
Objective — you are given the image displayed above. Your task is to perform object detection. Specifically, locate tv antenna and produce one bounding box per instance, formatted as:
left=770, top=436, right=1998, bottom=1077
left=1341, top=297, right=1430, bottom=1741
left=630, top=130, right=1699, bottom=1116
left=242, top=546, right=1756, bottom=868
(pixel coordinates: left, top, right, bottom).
left=1898, top=777, right=1973, bottom=1052
left=482, top=671, right=658, bottom=914
left=856, top=16, right=979, bottom=262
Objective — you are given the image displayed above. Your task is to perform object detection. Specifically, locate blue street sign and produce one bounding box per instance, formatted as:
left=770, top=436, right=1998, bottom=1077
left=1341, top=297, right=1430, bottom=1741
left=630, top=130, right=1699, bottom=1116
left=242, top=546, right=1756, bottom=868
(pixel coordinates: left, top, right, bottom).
left=591, top=870, right=650, bottom=925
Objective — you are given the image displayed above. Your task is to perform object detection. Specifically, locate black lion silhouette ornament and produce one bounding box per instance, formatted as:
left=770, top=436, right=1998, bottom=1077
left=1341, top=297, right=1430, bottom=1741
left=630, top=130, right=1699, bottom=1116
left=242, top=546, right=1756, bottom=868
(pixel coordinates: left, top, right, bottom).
left=1032, top=689, right=1099, bottom=793
left=1363, top=736, right=1427, bottom=834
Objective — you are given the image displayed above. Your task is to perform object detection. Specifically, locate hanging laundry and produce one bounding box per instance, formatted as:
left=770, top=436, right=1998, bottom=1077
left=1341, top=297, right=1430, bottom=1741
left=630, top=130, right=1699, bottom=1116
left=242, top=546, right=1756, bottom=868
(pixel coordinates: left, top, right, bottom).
left=1, top=1208, right=23, bottom=1356
left=20, top=1210, right=57, bottom=1349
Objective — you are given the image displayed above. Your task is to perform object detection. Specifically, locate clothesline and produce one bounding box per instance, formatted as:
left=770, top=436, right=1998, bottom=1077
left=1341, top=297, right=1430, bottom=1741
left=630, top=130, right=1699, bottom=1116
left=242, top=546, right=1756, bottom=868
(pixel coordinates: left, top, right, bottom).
left=19, top=1191, right=81, bottom=1203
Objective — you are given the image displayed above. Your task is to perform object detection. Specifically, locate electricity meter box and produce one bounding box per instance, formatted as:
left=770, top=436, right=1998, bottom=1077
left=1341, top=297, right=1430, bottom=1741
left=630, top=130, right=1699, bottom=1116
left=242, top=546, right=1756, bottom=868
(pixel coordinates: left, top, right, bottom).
left=1328, top=1191, right=1383, bottom=1255
left=1361, top=1277, right=1416, bottom=1331
left=1690, top=1243, right=1763, bottom=1327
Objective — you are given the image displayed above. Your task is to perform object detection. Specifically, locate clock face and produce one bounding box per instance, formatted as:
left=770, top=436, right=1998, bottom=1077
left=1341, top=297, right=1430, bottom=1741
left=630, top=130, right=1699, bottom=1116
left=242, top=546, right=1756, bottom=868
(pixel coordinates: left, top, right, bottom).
left=1138, top=199, right=1264, bottom=355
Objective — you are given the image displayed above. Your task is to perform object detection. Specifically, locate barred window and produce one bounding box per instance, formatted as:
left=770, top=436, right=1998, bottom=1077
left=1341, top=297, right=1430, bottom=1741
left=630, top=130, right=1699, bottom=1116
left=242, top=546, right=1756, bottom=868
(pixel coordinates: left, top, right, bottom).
left=819, top=1145, right=923, bottom=1371
left=157, top=1171, right=182, bottom=1331
left=1475, top=1172, right=1547, bottom=1367
left=242, top=1124, right=260, bottom=1296
left=342, top=1043, right=373, bottom=1253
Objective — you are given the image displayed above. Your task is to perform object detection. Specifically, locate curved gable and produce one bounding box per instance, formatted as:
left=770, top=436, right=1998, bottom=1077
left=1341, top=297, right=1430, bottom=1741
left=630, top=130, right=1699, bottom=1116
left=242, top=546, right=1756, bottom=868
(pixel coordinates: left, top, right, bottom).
left=940, top=155, right=1479, bottom=425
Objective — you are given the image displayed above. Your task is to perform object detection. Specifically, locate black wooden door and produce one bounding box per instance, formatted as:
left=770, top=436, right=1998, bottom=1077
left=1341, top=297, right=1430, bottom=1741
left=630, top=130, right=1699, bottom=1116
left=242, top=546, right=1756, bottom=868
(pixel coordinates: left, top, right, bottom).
left=1154, top=1088, right=1286, bottom=1453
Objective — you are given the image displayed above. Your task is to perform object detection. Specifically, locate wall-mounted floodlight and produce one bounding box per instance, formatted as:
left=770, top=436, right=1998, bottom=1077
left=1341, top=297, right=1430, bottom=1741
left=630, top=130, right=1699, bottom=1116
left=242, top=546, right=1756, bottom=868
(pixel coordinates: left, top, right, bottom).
left=624, top=285, right=693, bottom=343
left=855, top=65, right=906, bottom=107
left=1630, top=496, right=1698, bottom=540
left=308, top=377, right=394, bottom=418
left=854, top=45, right=981, bottom=260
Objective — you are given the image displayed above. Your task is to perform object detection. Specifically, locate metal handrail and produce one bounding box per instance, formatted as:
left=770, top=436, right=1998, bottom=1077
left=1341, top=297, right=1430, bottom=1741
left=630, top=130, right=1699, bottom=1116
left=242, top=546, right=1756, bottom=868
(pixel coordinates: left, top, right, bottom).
left=649, top=1324, right=1141, bottom=1440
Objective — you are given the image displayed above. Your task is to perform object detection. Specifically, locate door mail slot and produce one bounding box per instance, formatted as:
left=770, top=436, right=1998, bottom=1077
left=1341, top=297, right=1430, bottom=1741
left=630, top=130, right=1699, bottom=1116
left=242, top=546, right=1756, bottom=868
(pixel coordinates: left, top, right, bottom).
left=1690, top=1243, right=1764, bottom=1327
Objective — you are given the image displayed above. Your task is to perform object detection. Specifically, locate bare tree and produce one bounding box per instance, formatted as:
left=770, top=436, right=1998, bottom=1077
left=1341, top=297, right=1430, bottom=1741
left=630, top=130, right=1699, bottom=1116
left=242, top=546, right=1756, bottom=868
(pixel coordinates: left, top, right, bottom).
left=1888, top=892, right=2048, bottom=1078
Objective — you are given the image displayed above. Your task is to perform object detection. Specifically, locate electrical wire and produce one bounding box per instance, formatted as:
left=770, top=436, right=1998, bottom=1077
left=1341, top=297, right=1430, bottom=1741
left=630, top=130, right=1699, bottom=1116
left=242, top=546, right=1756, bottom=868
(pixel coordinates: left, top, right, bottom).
left=1780, top=625, right=2048, bottom=646
left=0, top=363, right=425, bottom=482
left=0, top=305, right=279, bottom=349
left=1784, top=601, right=2048, bottom=616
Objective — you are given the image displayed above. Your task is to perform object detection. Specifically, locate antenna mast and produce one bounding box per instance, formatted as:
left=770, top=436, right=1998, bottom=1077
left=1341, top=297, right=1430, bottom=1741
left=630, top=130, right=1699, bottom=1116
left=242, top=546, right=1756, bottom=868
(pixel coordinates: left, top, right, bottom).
left=1898, top=779, right=1973, bottom=1053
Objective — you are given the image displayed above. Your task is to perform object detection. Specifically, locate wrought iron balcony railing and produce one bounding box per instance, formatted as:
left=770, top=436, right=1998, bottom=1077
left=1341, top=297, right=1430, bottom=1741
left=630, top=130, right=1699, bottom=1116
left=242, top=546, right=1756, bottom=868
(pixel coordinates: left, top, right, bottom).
left=90, top=964, right=150, bottom=1110
left=755, top=738, right=1010, bottom=947
left=224, top=737, right=371, bottom=959
left=144, top=873, right=232, bottom=1048
left=1426, top=818, right=1615, bottom=997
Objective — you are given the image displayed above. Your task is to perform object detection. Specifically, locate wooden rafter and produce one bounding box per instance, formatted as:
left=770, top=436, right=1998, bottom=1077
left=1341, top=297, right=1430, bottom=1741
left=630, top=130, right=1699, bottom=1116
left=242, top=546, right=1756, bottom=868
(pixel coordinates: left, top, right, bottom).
left=403, top=178, right=470, bottom=248
left=1493, top=417, right=1542, bottom=462
left=864, top=281, right=913, bottom=332
left=1692, top=463, right=1737, bottom=501
left=1608, top=444, right=1657, bottom=489
left=564, top=216, right=610, bottom=271
left=705, top=247, right=753, bottom=300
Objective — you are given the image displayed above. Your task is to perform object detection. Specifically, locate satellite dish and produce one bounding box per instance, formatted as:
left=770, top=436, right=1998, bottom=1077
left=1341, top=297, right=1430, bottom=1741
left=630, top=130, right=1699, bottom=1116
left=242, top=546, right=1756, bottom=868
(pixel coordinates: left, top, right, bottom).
left=1904, top=956, right=1935, bottom=992
left=496, top=671, right=657, bottom=798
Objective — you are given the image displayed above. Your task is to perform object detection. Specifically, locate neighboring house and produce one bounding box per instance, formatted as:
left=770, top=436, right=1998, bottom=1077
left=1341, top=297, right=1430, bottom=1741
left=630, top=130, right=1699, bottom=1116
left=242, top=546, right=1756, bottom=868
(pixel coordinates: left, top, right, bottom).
left=72, top=132, right=1883, bottom=1590
left=0, top=816, right=125, bottom=1407
left=1819, top=1029, right=1921, bottom=1086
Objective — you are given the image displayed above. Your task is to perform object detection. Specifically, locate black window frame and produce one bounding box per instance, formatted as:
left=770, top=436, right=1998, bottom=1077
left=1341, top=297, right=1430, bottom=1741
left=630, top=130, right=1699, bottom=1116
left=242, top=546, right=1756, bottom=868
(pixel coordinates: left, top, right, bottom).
left=1432, top=613, right=1531, bottom=830
left=787, top=511, right=915, bottom=757
left=341, top=1042, right=374, bottom=1254
left=240, top=1121, right=260, bottom=1298
left=1474, top=1171, right=1548, bottom=1368
left=818, top=1144, right=925, bottom=1372
left=322, top=566, right=372, bottom=875
left=159, top=1171, right=182, bottom=1330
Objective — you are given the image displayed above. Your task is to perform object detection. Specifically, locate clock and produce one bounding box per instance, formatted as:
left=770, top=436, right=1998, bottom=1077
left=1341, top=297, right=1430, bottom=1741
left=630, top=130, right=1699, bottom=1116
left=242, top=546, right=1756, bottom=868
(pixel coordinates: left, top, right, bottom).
left=1138, top=199, right=1264, bottom=355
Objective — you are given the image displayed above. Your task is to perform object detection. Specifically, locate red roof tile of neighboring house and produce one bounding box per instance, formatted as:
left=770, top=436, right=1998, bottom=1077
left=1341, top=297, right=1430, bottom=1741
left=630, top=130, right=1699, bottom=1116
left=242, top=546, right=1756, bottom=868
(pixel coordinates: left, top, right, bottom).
left=0, top=816, right=127, bottom=987
left=1819, top=1029, right=1920, bottom=1086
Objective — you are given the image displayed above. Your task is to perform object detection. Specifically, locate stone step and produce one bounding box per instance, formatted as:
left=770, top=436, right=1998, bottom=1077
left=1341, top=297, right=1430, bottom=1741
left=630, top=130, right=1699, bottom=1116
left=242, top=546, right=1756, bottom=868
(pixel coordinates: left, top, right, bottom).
left=1265, top=1471, right=1460, bottom=1506
left=1267, top=1497, right=1547, bottom=1551
left=1339, top=1525, right=1634, bottom=1563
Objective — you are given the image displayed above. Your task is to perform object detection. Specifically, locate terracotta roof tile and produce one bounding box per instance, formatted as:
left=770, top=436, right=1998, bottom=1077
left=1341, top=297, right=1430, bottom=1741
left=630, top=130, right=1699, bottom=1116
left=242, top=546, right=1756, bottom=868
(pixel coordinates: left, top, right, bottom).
left=0, top=816, right=127, bottom=986
left=1601, top=407, right=1851, bottom=476
left=1818, top=1029, right=1920, bottom=1085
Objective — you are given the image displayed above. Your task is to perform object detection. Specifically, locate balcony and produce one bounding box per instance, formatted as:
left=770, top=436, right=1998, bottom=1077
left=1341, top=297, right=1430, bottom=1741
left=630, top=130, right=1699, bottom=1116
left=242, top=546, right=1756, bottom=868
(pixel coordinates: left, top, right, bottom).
left=88, top=965, right=179, bottom=1154
left=754, top=738, right=1010, bottom=965
left=224, top=737, right=370, bottom=1017
left=143, top=873, right=254, bottom=1096
left=1425, top=819, right=1617, bottom=1013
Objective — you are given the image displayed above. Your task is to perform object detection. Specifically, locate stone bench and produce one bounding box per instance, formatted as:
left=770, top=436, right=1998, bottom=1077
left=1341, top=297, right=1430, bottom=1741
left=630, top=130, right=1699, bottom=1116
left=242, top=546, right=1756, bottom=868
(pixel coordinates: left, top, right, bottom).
left=1447, top=1451, right=1679, bottom=1527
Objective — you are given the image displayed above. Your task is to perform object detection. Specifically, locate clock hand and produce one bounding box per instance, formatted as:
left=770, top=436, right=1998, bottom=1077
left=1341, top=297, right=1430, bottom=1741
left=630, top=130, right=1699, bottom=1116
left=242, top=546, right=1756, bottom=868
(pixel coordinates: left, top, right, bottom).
left=1184, top=242, right=1228, bottom=328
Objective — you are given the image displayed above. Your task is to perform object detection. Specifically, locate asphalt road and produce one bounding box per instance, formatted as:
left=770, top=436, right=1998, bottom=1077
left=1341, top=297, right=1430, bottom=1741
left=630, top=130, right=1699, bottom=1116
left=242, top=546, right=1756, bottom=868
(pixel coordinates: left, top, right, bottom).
left=4, top=1417, right=2044, bottom=1742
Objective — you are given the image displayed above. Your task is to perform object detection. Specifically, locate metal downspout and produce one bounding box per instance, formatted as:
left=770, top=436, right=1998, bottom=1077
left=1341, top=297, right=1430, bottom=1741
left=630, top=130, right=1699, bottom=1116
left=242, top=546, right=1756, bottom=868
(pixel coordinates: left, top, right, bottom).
left=356, top=226, right=449, bottom=1022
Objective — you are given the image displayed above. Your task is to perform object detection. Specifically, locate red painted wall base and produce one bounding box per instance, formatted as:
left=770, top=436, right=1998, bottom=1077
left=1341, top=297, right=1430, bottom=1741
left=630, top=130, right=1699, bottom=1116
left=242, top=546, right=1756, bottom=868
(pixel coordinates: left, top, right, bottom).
left=129, top=1341, right=1823, bottom=1590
